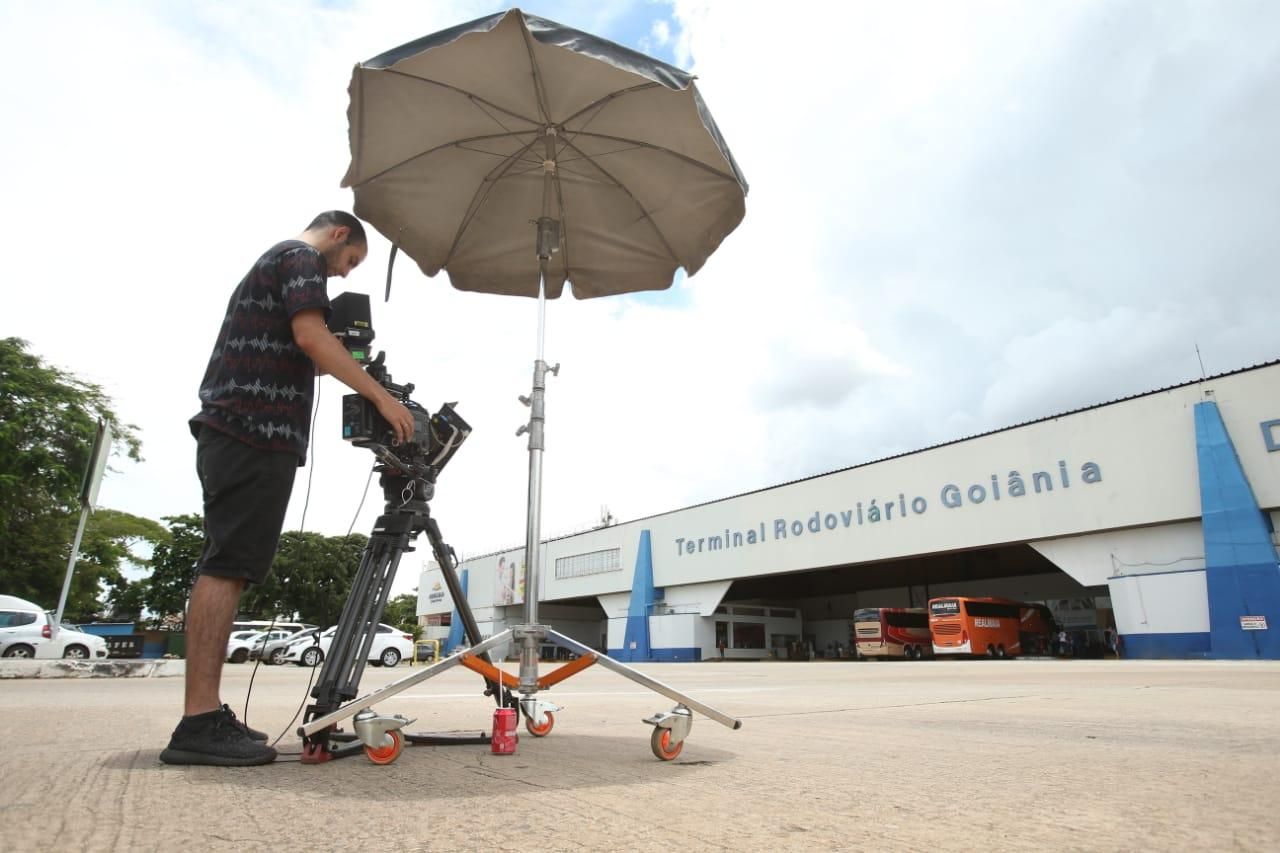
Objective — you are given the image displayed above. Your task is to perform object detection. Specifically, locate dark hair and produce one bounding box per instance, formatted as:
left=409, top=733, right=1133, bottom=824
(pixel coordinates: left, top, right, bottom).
left=306, top=210, right=367, bottom=246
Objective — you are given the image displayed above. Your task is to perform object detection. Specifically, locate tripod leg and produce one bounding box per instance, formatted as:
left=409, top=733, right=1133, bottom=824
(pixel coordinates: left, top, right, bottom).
left=424, top=515, right=509, bottom=705
left=306, top=514, right=410, bottom=722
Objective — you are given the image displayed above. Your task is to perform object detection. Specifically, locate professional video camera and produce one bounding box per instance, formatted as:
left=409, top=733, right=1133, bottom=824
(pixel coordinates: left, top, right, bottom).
left=327, top=292, right=470, bottom=490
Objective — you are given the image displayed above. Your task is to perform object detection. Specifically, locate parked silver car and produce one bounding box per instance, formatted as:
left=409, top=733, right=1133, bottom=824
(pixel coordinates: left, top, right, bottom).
left=260, top=627, right=320, bottom=665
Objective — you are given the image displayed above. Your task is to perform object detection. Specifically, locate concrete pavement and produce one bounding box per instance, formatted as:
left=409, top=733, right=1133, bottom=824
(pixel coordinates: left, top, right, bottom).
left=2, top=658, right=1277, bottom=851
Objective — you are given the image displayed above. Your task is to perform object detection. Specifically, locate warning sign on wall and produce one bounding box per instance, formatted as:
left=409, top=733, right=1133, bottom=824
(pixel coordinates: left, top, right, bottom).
left=1240, top=616, right=1268, bottom=631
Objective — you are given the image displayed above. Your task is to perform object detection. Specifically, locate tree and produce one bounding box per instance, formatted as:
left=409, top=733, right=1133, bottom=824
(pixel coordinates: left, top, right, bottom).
left=143, top=514, right=205, bottom=628
left=241, top=531, right=368, bottom=627
left=383, top=592, right=423, bottom=642
left=0, top=338, right=143, bottom=614
left=78, top=509, right=169, bottom=621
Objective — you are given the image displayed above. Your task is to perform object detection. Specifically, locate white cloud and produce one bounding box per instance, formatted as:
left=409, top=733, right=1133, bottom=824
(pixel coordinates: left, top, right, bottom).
left=4, top=1, right=1278, bottom=603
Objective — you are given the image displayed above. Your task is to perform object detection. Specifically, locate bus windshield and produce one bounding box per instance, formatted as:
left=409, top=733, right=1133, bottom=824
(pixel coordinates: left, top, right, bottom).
left=929, top=599, right=960, bottom=617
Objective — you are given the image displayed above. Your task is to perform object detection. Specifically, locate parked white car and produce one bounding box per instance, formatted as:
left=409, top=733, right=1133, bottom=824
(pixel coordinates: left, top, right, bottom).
left=282, top=623, right=414, bottom=668
left=261, top=627, right=320, bottom=665
left=0, top=595, right=109, bottom=660
left=226, top=629, right=294, bottom=663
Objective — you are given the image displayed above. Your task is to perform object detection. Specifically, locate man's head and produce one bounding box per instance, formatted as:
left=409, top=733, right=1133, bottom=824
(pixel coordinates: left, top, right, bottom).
left=301, top=211, right=368, bottom=278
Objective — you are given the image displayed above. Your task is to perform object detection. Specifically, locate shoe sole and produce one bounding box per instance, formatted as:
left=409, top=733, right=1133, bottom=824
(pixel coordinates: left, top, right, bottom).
left=160, top=746, right=277, bottom=766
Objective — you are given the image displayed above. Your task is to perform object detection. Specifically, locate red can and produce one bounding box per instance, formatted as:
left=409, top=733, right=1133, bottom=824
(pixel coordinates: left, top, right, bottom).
left=491, top=708, right=518, bottom=754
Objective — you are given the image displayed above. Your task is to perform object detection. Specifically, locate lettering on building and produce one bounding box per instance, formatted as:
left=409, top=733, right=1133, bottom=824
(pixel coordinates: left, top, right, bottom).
left=674, top=459, right=1103, bottom=557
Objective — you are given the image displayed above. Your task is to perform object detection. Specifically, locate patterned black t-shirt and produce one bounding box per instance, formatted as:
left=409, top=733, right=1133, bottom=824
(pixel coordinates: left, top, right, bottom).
left=189, top=240, right=331, bottom=463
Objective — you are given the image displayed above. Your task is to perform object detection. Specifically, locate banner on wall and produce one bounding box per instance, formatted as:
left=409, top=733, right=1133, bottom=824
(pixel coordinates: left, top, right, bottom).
left=493, top=551, right=526, bottom=606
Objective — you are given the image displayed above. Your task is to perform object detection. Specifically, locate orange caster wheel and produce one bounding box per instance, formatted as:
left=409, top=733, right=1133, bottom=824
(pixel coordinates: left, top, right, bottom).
left=525, top=711, right=555, bottom=737
left=365, top=729, right=404, bottom=765
left=650, top=727, right=683, bottom=761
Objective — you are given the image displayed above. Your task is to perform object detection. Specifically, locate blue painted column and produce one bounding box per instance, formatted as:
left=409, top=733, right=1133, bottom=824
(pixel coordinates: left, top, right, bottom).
left=617, top=530, right=655, bottom=662
left=1194, top=400, right=1280, bottom=659
left=445, top=568, right=469, bottom=653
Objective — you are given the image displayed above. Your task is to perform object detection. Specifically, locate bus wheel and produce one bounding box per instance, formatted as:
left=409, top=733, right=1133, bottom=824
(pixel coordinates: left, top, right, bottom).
left=995, top=645, right=1007, bottom=659
left=986, top=644, right=997, bottom=657
left=909, top=646, right=921, bottom=660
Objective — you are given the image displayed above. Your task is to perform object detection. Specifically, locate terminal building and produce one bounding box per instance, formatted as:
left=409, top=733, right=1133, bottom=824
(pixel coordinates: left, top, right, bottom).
left=417, top=362, right=1280, bottom=661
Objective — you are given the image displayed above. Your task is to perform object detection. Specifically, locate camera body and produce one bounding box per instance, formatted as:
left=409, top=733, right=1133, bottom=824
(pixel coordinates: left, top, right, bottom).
left=329, top=291, right=470, bottom=480
left=342, top=394, right=470, bottom=475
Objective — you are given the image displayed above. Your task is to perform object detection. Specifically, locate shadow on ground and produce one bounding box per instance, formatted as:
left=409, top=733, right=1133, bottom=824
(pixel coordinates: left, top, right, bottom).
left=104, top=733, right=737, bottom=799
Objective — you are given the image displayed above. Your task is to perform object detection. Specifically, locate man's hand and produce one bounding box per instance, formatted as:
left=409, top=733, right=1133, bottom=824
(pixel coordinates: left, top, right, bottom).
left=377, top=395, right=415, bottom=445
left=292, top=309, right=417, bottom=445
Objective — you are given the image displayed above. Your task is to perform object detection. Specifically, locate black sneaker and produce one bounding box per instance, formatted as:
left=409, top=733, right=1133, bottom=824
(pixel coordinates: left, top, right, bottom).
left=160, top=708, right=277, bottom=766
left=221, top=704, right=269, bottom=742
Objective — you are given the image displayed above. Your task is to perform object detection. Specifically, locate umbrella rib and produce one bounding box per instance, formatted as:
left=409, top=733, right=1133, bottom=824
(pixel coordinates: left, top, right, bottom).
left=558, top=82, right=664, bottom=129
left=557, top=136, right=680, bottom=265
left=380, top=69, right=543, bottom=128
left=442, top=135, right=543, bottom=267
left=564, top=130, right=742, bottom=185
left=352, top=130, right=538, bottom=188
left=518, top=17, right=554, bottom=126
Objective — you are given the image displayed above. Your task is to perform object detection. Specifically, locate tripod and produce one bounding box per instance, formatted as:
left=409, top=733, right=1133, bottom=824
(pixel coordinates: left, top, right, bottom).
left=300, top=464, right=510, bottom=764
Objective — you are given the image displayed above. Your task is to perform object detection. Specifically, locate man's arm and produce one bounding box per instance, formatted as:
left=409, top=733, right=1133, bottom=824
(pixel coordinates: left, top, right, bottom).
left=291, top=308, right=415, bottom=443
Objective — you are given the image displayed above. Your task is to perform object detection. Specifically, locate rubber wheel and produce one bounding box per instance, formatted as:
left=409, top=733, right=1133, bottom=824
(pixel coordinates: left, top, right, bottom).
left=365, top=729, right=404, bottom=765
left=63, top=644, right=89, bottom=659
left=3, top=644, right=35, bottom=658
left=379, top=648, right=401, bottom=667
left=650, top=727, right=684, bottom=761
left=986, top=645, right=997, bottom=658
left=229, top=648, right=249, bottom=664
left=269, top=648, right=287, bottom=665
left=996, top=645, right=1007, bottom=659
left=525, top=711, right=555, bottom=737
left=301, top=647, right=323, bottom=667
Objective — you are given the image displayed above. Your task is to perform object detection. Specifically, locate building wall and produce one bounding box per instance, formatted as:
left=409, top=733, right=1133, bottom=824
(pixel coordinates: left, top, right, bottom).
left=430, top=364, right=1279, bottom=660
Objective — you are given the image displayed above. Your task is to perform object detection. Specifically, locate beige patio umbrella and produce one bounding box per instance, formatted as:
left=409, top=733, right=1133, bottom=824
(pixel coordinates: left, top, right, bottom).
left=329, top=8, right=748, bottom=755
left=343, top=8, right=747, bottom=300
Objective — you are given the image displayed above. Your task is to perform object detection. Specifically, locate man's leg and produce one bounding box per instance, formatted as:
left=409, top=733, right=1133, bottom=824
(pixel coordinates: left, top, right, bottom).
left=162, top=571, right=274, bottom=766
left=184, top=574, right=245, bottom=716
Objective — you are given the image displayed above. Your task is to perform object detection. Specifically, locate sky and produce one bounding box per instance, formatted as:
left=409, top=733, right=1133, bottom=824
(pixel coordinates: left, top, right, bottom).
left=3, top=1, right=1278, bottom=600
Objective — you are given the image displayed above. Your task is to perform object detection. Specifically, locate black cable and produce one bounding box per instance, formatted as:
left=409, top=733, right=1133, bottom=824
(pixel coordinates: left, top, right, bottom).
left=241, top=377, right=323, bottom=737
left=269, top=460, right=378, bottom=749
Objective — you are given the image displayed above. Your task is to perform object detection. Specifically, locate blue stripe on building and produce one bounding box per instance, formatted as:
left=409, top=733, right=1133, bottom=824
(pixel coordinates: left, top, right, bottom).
left=1193, top=400, right=1280, bottom=659
left=613, top=529, right=655, bottom=662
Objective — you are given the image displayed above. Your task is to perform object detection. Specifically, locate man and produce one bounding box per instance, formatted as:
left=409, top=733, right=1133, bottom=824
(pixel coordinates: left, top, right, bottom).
left=160, top=211, right=415, bottom=766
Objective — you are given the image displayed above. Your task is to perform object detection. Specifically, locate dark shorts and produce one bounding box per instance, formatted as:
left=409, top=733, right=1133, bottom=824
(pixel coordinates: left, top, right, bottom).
left=195, top=426, right=298, bottom=585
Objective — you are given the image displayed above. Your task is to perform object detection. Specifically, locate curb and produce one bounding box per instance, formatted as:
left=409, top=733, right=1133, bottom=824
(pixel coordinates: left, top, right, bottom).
left=0, top=659, right=185, bottom=679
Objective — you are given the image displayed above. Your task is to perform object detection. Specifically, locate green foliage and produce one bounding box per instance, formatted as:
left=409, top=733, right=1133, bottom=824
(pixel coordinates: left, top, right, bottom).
left=77, top=509, right=169, bottom=621
left=0, top=338, right=145, bottom=617
left=383, top=592, right=422, bottom=640
left=241, top=531, right=368, bottom=627
left=143, top=514, right=205, bottom=626
left=131, top=516, right=371, bottom=629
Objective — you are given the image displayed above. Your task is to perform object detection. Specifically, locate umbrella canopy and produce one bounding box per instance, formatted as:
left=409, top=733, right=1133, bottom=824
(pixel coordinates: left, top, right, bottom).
left=342, top=8, right=748, bottom=299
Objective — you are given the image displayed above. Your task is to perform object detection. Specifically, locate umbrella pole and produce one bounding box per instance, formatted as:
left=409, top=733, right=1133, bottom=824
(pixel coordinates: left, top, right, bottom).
left=516, top=235, right=559, bottom=695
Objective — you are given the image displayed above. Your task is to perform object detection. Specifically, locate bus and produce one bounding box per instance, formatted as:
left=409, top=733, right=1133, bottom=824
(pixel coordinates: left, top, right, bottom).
left=852, top=607, right=933, bottom=660
left=1018, top=602, right=1056, bottom=656
left=928, top=597, right=1054, bottom=658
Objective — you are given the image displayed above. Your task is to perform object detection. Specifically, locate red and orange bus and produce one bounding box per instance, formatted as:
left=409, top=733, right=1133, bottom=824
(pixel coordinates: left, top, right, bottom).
left=853, top=607, right=933, bottom=660
left=928, top=597, right=1056, bottom=658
